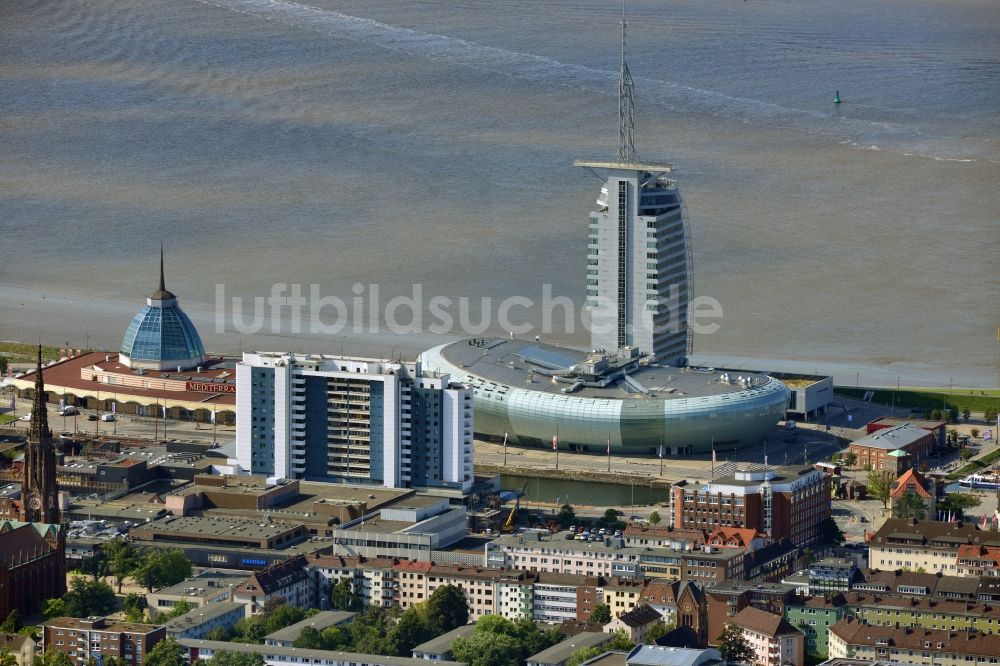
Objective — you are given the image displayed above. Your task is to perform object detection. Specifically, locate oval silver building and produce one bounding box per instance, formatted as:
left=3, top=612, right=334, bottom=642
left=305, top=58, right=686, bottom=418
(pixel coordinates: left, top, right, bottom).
left=420, top=338, right=789, bottom=456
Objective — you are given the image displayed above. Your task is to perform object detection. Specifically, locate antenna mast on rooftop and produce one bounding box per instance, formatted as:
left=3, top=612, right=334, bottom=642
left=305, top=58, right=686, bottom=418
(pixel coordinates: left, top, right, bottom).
left=617, top=2, right=637, bottom=163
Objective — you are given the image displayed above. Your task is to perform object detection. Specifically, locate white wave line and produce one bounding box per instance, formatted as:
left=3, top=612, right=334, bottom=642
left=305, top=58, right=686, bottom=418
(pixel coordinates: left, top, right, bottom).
left=193, top=0, right=824, bottom=121
left=191, top=0, right=983, bottom=163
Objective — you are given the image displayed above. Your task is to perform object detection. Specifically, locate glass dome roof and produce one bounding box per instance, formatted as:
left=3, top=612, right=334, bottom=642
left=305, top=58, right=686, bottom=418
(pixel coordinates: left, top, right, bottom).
left=119, top=247, right=206, bottom=370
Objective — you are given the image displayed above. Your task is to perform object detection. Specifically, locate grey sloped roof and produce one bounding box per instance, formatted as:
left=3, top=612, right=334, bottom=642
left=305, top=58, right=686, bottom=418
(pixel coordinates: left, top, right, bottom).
left=264, top=611, right=357, bottom=643
left=410, top=624, right=476, bottom=658
left=526, top=632, right=611, bottom=666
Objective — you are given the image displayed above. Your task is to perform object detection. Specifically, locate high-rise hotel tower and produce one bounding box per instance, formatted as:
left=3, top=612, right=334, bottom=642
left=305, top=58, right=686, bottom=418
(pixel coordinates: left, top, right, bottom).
left=235, top=352, right=474, bottom=494
left=577, top=16, right=692, bottom=365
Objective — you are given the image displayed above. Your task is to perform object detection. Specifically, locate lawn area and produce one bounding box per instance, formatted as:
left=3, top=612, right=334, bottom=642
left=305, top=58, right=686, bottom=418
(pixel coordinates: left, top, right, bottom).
left=0, top=341, right=63, bottom=362
left=0, top=414, right=18, bottom=426
left=836, top=387, right=1000, bottom=415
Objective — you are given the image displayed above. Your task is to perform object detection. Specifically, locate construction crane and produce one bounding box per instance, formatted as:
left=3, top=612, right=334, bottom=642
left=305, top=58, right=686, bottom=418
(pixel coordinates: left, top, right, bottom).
left=502, top=482, right=529, bottom=533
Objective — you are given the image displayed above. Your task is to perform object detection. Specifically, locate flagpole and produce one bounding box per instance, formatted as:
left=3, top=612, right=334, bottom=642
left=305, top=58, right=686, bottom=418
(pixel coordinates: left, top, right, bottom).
left=503, top=431, right=508, bottom=466
left=711, top=437, right=715, bottom=480
left=607, top=431, right=612, bottom=472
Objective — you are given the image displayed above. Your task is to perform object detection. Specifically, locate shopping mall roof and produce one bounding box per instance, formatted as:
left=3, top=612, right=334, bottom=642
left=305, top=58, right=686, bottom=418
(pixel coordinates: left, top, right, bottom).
left=437, top=338, right=773, bottom=401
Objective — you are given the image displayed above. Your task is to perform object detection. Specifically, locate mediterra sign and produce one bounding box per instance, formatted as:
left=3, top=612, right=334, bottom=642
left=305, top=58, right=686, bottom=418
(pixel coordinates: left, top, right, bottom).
left=186, top=381, right=236, bottom=394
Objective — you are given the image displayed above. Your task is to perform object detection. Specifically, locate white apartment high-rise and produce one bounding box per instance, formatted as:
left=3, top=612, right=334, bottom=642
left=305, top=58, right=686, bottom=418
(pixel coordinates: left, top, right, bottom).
left=576, top=15, right=691, bottom=365
left=235, top=352, right=473, bottom=493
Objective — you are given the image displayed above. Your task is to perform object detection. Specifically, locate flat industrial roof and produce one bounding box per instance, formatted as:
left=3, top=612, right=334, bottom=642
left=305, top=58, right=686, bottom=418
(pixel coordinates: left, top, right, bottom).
left=135, top=514, right=303, bottom=540
left=154, top=570, right=251, bottom=597
left=438, top=338, right=773, bottom=401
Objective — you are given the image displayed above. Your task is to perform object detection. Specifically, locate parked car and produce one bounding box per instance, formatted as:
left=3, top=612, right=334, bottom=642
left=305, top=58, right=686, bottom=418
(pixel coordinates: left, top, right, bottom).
left=87, top=414, right=98, bottom=421
left=58, top=406, right=78, bottom=416
left=100, top=413, right=115, bottom=422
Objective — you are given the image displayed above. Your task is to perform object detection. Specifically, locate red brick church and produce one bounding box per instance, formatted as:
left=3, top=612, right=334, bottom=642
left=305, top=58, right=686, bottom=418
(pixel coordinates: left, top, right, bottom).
left=0, top=348, right=66, bottom=618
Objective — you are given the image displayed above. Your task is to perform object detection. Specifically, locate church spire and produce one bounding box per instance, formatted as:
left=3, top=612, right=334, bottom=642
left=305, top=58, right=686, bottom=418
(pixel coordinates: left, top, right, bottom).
left=29, top=346, right=50, bottom=442
left=23, top=345, right=59, bottom=524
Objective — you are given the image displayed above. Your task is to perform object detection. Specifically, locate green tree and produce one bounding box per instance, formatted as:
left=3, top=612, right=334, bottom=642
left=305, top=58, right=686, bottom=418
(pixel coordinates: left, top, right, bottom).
left=347, top=607, right=398, bottom=656
left=603, top=509, right=620, bottom=524
left=41, top=598, right=67, bottom=620
left=134, top=549, right=192, bottom=593
left=605, top=629, right=634, bottom=651
left=984, top=406, right=998, bottom=424
left=961, top=448, right=975, bottom=461
left=102, top=538, right=142, bottom=593
left=459, top=615, right=561, bottom=664
left=145, top=638, right=188, bottom=666
left=645, top=622, right=672, bottom=644
left=556, top=504, right=576, bottom=529
left=425, top=584, right=469, bottom=635
left=262, top=604, right=307, bottom=635
left=962, top=408, right=972, bottom=422
left=452, top=632, right=522, bottom=666
left=866, top=469, right=895, bottom=509
left=567, top=646, right=604, bottom=666
left=293, top=626, right=325, bottom=650
left=589, top=603, right=611, bottom=624
left=820, top=517, right=846, bottom=545
left=64, top=576, right=117, bottom=617
left=648, top=511, right=661, bottom=525
left=207, top=652, right=264, bottom=666
left=231, top=616, right=268, bottom=645
left=158, top=600, right=195, bottom=622
left=0, top=610, right=21, bottom=633
left=124, top=593, right=146, bottom=623
left=939, top=492, right=981, bottom=517
left=844, top=452, right=858, bottom=467
left=892, top=491, right=927, bottom=520
left=716, top=623, right=754, bottom=664
left=39, top=649, right=74, bottom=666
left=205, top=627, right=230, bottom=642
left=971, top=428, right=981, bottom=439
left=0, top=648, right=17, bottom=666
left=319, top=626, right=350, bottom=650
left=388, top=607, right=432, bottom=656
left=329, top=579, right=362, bottom=612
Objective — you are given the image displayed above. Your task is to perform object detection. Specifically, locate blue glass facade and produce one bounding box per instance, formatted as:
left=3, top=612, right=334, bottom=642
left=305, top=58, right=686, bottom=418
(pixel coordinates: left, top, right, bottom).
left=249, top=367, right=275, bottom=475
left=120, top=301, right=205, bottom=367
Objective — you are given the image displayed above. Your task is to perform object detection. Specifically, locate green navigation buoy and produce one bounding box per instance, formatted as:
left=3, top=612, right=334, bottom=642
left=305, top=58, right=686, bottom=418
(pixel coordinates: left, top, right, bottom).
left=834, top=90, right=842, bottom=104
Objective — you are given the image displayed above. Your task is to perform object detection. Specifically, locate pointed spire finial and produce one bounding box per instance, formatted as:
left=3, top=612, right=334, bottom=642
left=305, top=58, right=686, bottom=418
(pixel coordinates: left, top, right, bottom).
left=30, top=344, right=50, bottom=443
left=617, top=1, right=637, bottom=163
left=149, top=242, right=176, bottom=300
